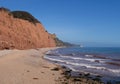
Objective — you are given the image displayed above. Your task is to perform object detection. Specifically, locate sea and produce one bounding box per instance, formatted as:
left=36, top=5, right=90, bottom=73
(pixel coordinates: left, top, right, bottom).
left=44, top=47, right=120, bottom=83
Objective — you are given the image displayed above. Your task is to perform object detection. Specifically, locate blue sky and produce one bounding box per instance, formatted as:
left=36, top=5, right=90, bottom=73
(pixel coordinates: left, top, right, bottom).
left=0, top=0, right=120, bottom=47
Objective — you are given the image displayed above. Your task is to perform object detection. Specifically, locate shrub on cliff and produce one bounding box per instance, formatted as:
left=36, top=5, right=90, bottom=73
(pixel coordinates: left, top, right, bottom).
left=11, top=11, right=40, bottom=24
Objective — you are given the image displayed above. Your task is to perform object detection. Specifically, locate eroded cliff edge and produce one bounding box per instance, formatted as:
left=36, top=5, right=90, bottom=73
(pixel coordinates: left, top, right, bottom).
left=0, top=7, right=56, bottom=49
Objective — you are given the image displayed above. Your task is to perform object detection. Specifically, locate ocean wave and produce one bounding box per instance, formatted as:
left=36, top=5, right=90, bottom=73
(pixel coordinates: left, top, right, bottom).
left=59, top=55, right=105, bottom=63
left=65, top=62, right=120, bottom=75
left=108, top=69, right=120, bottom=74
left=44, top=56, right=65, bottom=63
left=44, top=55, right=120, bottom=76
left=65, top=62, right=106, bottom=69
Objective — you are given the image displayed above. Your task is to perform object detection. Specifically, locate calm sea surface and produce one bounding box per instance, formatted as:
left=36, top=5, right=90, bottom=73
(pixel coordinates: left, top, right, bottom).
left=44, top=47, right=120, bottom=82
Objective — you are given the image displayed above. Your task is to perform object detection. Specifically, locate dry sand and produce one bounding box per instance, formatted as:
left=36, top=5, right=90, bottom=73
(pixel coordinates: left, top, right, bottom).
left=0, top=48, right=61, bottom=84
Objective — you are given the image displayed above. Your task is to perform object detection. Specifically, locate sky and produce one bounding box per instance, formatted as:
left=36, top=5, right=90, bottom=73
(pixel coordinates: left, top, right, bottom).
left=0, top=0, right=120, bottom=47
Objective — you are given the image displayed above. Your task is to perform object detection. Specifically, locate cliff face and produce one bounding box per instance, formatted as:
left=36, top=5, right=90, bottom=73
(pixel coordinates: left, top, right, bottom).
left=0, top=8, right=56, bottom=49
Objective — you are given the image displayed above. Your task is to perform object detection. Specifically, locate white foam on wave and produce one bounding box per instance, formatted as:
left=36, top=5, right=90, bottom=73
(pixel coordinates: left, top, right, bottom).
left=60, top=55, right=83, bottom=60
left=59, top=55, right=105, bottom=63
left=108, top=69, right=120, bottom=74
left=44, top=55, right=120, bottom=76
left=66, top=62, right=120, bottom=76
left=85, top=54, right=94, bottom=57
left=65, top=62, right=105, bottom=69
left=44, top=55, right=66, bottom=63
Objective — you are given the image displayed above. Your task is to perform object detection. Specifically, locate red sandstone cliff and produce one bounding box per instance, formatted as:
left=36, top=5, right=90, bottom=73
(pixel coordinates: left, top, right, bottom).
left=0, top=8, right=56, bottom=49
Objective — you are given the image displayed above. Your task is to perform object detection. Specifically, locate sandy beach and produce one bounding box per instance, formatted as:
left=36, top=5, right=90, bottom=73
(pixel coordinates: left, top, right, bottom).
left=0, top=48, right=62, bottom=84
left=0, top=48, right=110, bottom=84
